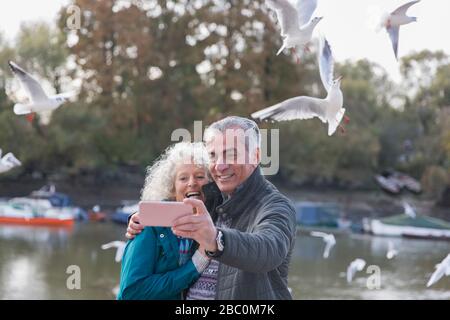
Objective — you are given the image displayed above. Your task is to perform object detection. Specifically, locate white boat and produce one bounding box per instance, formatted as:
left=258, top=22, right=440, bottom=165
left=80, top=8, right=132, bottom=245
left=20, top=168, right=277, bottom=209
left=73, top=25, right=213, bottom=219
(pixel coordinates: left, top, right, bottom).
left=363, top=214, right=450, bottom=240
left=0, top=197, right=76, bottom=227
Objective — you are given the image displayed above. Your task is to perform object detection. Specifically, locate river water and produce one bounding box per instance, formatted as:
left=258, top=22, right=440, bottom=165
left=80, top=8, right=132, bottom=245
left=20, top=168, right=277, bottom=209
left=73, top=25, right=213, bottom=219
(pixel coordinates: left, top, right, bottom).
left=0, top=222, right=448, bottom=299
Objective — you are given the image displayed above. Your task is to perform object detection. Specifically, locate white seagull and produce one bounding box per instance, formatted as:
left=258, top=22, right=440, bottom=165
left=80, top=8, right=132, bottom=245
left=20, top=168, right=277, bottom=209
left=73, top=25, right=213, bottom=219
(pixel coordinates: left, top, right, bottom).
left=265, top=0, right=322, bottom=63
left=8, top=61, right=73, bottom=122
left=0, top=149, right=22, bottom=174
left=310, top=231, right=336, bottom=258
left=386, top=241, right=398, bottom=260
left=379, top=0, right=420, bottom=60
left=426, top=254, right=450, bottom=287
left=101, top=241, right=126, bottom=263
left=346, top=258, right=366, bottom=283
left=251, top=37, right=348, bottom=136
left=402, top=200, right=416, bottom=219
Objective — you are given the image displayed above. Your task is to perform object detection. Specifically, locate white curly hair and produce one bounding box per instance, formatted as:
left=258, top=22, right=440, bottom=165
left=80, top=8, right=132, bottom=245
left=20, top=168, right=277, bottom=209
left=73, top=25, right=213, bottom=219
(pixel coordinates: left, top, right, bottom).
left=141, top=142, right=210, bottom=201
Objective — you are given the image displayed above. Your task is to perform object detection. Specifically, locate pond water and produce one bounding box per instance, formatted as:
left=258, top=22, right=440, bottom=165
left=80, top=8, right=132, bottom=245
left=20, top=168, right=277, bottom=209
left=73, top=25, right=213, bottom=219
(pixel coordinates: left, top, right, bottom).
left=0, top=222, right=448, bottom=299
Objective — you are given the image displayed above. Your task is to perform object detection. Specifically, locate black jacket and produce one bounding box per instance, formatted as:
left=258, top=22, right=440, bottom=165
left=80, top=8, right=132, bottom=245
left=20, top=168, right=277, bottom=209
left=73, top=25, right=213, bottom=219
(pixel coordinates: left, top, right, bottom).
left=201, top=167, right=297, bottom=300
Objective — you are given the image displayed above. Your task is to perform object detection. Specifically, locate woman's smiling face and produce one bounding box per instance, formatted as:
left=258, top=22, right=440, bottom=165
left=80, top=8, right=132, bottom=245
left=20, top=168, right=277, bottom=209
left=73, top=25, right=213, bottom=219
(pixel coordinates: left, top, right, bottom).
left=173, top=164, right=209, bottom=202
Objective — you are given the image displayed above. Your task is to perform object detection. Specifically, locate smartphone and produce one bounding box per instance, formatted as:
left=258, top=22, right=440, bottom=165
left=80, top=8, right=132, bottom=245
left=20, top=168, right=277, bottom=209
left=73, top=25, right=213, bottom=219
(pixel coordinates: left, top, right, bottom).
left=138, top=201, right=194, bottom=227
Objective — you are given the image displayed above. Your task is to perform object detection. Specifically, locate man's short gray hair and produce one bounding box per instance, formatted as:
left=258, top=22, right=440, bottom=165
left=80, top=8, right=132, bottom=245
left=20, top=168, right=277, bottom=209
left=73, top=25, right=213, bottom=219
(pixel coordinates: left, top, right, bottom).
left=204, top=116, right=261, bottom=153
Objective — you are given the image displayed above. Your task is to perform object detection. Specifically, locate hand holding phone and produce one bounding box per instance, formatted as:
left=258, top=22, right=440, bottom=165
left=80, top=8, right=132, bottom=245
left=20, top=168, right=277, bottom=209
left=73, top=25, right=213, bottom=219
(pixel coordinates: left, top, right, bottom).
left=138, top=201, right=194, bottom=227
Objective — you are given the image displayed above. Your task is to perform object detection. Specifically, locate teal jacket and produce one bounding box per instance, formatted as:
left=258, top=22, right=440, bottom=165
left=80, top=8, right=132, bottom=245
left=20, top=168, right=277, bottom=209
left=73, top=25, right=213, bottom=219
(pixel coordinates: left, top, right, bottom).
left=117, top=226, right=200, bottom=300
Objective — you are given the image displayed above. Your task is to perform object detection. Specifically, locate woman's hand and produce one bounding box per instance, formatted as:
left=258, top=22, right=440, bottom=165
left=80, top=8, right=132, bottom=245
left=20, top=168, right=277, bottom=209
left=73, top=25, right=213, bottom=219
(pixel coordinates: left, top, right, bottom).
left=125, top=212, right=144, bottom=239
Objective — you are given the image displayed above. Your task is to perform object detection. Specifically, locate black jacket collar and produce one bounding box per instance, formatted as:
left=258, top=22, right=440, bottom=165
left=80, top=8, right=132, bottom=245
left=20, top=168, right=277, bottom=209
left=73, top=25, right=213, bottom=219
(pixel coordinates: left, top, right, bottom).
left=202, top=166, right=266, bottom=221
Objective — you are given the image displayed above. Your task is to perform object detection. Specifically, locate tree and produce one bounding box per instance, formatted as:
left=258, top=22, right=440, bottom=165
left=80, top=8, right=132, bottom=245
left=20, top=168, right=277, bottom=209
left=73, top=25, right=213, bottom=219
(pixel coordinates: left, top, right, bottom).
left=15, top=21, right=69, bottom=93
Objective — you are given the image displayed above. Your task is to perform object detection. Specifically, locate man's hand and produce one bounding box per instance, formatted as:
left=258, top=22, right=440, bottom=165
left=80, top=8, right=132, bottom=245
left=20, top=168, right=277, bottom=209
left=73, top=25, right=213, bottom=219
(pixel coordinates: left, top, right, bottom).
left=172, top=198, right=218, bottom=252
left=125, top=212, right=144, bottom=239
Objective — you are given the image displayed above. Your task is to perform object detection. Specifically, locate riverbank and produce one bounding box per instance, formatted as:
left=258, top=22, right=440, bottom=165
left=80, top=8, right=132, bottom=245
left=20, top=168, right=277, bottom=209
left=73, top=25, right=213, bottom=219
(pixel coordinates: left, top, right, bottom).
left=283, top=187, right=450, bottom=222
left=0, top=176, right=448, bottom=222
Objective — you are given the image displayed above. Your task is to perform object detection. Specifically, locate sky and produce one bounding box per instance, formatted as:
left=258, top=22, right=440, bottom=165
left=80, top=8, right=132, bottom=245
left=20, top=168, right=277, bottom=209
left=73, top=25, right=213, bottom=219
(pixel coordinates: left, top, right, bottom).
left=0, top=0, right=448, bottom=83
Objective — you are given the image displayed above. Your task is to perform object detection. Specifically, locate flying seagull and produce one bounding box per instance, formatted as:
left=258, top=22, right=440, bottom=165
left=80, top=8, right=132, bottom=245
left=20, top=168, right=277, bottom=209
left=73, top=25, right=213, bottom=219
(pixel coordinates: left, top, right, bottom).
left=8, top=61, right=73, bottom=123
left=101, top=241, right=126, bottom=263
left=310, top=231, right=336, bottom=258
left=265, top=0, right=322, bottom=63
left=426, top=254, right=450, bottom=287
left=379, top=0, right=420, bottom=60
left=0, top=149, right=22, bottom=174
left=347, top=258, right=366, bottom=283
left=402, top=200, right=417, bottom=219
left=251, top=37, right=349, bottom=136
left=101, top=241, right=127, bottom=298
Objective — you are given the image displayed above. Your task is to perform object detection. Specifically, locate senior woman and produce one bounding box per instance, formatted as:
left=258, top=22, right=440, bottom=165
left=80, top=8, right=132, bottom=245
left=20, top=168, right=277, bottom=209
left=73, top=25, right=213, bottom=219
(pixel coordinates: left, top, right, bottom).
left=117, top=142, right=211, bottom=300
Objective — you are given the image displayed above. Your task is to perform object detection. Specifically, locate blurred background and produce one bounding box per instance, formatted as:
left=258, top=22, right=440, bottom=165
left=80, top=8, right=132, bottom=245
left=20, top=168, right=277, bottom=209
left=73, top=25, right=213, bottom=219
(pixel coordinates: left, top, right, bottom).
left=0, top=0, right=448, bottom=299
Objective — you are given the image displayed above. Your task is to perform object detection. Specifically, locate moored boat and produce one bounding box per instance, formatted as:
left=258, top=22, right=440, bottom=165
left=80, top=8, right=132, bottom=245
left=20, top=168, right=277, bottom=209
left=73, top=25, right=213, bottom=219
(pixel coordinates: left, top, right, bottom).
left=363, top=214, right=450, bottom=240
left=0, top=198, right=75, bottom=227
left=111, top=201, right=138, bottom=224
left=0, top=216, right=74, bottom=226
left=374, top=170, right=422, bottom=195
left=27, top=185, right=88, bottom=220
left=295, top=201, right=351, bottom=230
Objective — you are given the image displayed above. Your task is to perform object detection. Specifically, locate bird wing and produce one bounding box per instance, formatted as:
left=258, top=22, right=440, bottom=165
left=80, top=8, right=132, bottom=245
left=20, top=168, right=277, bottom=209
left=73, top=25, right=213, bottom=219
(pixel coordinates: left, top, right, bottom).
left=251, top=96, right=327, bottom=123
left=8, top=61, right=48, bottom=103
left=115, top=243, right=126, bottom=263
left=102, top=241, right=126, bottom=262
left=101, top=243, right=113, bottom=250
left=310, top=231, right=328, bottom=238
left=427, top=265, right=445, bottom=287
left=266, top=0, right=300, bottom=36
left=356, top=259, right=366, bottom=271
left=323, top=238, right=335, bottom=259
left=445, top=255, right=450, bottom=276
left=445, top=266, right=450, bottom=276
left=347, top=264, right=356, bottom=283
left=427, top=255, right=450, bottom=287
left=296, top=0, right=318, bottom=27
left=101, top=241, right=122, bottom=250
left=1, top=152, right=21, bottom=167
left=318, top=37, right=334, bottom=92
left=387, top=26, right=400, bottom=60
left=327, top=107, right=345, bottom=136
left=391, top=0, right=420, bottom=16
left=402, top=200, right=416, bottom=218
left=13, top=103, right=33, bottom=115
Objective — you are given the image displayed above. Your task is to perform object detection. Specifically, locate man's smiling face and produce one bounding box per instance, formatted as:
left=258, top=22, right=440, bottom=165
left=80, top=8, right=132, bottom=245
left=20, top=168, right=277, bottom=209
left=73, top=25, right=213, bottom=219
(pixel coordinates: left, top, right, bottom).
left=206, top=127, right=259, bottom=195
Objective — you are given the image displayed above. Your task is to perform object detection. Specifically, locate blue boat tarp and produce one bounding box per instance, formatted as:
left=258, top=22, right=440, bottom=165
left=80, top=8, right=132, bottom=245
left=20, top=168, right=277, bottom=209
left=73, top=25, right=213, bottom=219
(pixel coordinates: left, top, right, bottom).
left=295, top=202, right=340, bottom=228
left=111, top=211, right=129, bottom=224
